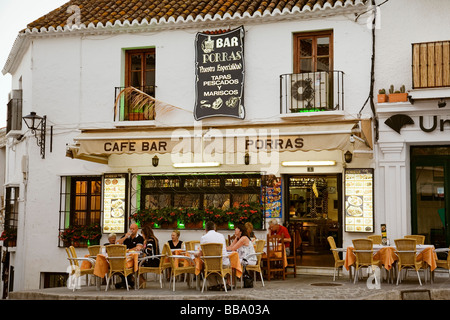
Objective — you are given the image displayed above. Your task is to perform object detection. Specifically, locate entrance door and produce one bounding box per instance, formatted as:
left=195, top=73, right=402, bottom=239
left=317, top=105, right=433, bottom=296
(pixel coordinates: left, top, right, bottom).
left=411, top=147, right=450, bottom=248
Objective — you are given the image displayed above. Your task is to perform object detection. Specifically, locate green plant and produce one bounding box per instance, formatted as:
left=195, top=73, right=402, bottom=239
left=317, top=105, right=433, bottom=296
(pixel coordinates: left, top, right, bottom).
left=59, top=223, right=101, bottom=244
left=378, top=88, right=386, bottom=94
left=182, top=208, right=204, bottom=224
left=389, top=84, right=394, bottom=94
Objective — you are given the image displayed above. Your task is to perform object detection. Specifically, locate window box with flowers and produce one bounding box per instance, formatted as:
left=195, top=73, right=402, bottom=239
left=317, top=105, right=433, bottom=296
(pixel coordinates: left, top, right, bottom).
left=0, top=227, right=17, bottom=247
left=59, top=223, right=102, bottom=247
left=182, top=208, right=204, bottom=229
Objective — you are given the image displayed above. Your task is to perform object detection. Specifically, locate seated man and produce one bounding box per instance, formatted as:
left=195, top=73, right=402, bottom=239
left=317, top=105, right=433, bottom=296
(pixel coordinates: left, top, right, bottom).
left=268, top=219, right=292, bottom=256
left=197, top=221, right=230, bottom=290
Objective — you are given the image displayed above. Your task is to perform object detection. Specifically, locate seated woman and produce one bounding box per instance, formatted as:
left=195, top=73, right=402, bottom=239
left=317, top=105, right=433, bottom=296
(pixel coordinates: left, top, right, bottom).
left=227, top=224, right=257, bottom=265
left=167, top=229, right=183, bottom=250
left=141, top=224, right=160, bottom=267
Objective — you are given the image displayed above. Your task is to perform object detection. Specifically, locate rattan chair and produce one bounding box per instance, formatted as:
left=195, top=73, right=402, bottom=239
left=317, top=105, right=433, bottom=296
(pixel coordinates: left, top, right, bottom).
left=201, top=243, right=233, bottom=292
left=166, top=243, right=196, bottom=291
left=367, top=235, right=382, bottom=245
left=264, top=234, right=286, bottom=281
left=137, top=242, right=171, bottom=289
left=352, top=239, right=382, bottom=284
left=185, top=240, right=200, bottom=251
left=435, top=247, right=450, bottom=278
left=327, top=236, right=346, bottom=281
left=243, top=239, right=265, bottom=287
left=66, top=246, right=96, bottom=291
left=105, top=244, right=134, bottom=291
left=394, top=238, right=423, bottom=286
left=88, top=245, right=102, bottom=257
left=404, top=235, right=425, bottom=245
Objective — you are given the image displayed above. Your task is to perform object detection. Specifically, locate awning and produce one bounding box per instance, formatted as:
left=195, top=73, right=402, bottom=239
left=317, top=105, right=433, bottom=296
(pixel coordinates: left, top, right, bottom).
left=67, top=120, right=372, bottom=163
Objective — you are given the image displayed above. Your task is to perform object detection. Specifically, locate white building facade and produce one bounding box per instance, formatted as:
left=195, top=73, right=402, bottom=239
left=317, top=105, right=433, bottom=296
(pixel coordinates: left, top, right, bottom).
left=2, top=0, right=447, bottom=293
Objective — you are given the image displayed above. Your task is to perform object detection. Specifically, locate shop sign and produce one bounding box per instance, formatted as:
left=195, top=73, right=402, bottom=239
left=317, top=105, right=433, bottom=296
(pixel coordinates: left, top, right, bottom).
left=194, top=26, right=245, bottom=120
left=385, top=114, right=450, bottom=134
left=103, top=173, right=127, bottom=234
left=344, top=168, right=374, bottom=233
left=263, top=177, right=282, bottom=219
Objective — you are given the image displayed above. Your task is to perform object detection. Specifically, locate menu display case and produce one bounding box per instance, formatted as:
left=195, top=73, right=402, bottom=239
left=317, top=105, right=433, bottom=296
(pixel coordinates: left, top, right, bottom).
left=103, top=173, right=127, bottom=233
left=344, top=169, right=374, bottom=233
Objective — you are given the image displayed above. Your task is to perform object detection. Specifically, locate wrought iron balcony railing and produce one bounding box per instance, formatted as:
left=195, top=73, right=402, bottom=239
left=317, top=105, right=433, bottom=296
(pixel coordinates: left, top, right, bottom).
left=114, top=86, right=156, bottom=121
left=280, top=71, right=344, bottom=114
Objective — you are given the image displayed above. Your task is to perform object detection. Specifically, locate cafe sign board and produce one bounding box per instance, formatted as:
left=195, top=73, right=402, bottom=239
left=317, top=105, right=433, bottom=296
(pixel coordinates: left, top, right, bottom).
left=344, top=168, right=374, bottom=233
left=194, top=26, right=245, bottom=120
left=103, top=173, right=127, bottom=234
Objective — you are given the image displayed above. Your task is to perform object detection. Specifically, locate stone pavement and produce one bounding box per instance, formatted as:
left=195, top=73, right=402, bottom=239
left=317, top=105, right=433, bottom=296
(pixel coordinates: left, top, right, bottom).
left=8, top=271, right=450, bottom=301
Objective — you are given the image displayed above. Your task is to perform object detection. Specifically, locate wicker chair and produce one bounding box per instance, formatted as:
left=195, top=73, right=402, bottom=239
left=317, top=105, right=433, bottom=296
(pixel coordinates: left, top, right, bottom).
left=264, top=234, right=286, bottom=281
left=404, top=235, right=425, bottom=245
left=88, top=245, right=102, bottom=257
left=327, top=236, right=345, bottom=281
left=285, top=230, right=297, bottom=278
left=166, top=243, right=196, bottom=291
left=435, top=247, right=450, bottom=277
left=367, top=235, right=382, bottom=245
left=243, top=239, right=265, bottom=287
left=137, top=242, right=171, bottom=289
left=185, top=240, right=200, bottom=251
left=394, top=238, right=423, bottom=286
left=66, top=246, right=96, bottom=291
left=352, top=239, right=381, bottom=284
left=105, top=245, right=134, bottom=291
left=200, top=243, right=233, bottom=292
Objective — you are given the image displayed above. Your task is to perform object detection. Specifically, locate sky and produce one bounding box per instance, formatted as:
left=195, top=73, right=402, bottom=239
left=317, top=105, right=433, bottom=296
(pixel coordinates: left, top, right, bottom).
left=0, top=0, right=69, bottom=128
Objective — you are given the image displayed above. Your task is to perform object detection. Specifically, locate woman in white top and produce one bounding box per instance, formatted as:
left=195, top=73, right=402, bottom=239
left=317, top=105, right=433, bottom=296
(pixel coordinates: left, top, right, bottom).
left=227, top=224, right=257, bottom=265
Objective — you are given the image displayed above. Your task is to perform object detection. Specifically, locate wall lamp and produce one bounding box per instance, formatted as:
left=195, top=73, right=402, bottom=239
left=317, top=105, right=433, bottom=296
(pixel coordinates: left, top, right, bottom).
left=152, top=155, right=159, bottom=167
left=344, top=151, right=353, bottom=163
left=438, top=99, right=447, bottom=108
left=22, top=112, right=46, bottom=159
left=244, top=153, right=250, bottom=165
left=281, top=160, right=336, bottom=167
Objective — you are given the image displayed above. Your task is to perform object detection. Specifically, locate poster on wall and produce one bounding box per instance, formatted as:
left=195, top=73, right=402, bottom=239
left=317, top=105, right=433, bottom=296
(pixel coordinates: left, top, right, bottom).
left=194, top=26, right=245, bottom=120
left=344, top=168, right=374, bottom=232
left=103, top=173, right=127, bottom=234
left=263, top=177, right=282, bottom=219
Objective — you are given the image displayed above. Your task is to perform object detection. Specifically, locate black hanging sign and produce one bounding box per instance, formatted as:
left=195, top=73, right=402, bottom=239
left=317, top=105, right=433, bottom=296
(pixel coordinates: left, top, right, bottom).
left=194, top=26, right=245, bottom=120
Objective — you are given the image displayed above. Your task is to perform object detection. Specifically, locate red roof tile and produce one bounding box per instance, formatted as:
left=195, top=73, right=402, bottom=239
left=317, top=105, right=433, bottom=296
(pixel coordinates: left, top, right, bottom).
left=25, top=0, right=366, bottom=32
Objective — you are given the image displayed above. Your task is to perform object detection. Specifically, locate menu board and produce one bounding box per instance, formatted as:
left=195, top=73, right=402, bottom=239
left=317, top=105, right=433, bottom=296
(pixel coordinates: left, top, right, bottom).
left=263, top=177, right=282, bottom=218
left=344, top=169, right=374, bottom=232
left=103, top=174, right=127, bottom=234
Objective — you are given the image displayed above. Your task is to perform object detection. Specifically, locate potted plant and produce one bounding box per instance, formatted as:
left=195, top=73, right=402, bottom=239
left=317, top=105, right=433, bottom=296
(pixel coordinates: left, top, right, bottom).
left=388, top=84, right=408, bottom=103
left=204, top=207, right=230, bottom=229
left=154, top=207, right=180, bottom=228
left=82, top=223, right=102, bottom=246
left=182, top=208, right=204, bottom=229
left=0, top=227, right=17, bottom=247
left=377, top=88, right=388, bottom=103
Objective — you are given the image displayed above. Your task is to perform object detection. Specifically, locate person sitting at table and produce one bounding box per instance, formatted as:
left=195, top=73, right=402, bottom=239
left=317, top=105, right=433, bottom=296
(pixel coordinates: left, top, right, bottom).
left=116, top=223, right=144, bottom=251
left=268, top=219, right=292, bottom=256
left=197, top=221, right=230, bottom=290
left=227, top=224, right=257, bottom=265
left=142, top=224, right=160, bottom=267
left=168, top=229, right=183, bottom=250
left=103, top=233, right=116, bottom=246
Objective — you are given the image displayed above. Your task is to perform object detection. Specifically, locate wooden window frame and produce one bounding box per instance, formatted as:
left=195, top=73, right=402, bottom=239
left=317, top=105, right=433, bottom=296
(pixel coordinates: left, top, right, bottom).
left=69, top=176, right=102, bottom=227
left=293, top=30, right=334, bottom=73
left=125, top=48, right=156, bottom=93
left=412, top=41, right=450, bottom=89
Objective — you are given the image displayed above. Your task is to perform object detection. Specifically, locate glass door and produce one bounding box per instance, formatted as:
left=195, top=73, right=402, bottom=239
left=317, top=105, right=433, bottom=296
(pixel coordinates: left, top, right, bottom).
left=411, top=147, right=450, bottom=248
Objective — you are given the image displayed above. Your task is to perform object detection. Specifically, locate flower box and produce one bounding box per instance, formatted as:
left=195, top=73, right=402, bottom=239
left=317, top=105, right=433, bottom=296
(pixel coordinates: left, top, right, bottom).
left=388, top=93, right=408, bottom=103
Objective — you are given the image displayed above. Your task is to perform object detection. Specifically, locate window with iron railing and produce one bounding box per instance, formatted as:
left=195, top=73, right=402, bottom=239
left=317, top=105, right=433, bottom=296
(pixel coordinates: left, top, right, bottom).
left=115, top=48, right=156, bottom=121
left=412, top=41, right=450, bottom=89
left=281, top=30, right=344, bottom=113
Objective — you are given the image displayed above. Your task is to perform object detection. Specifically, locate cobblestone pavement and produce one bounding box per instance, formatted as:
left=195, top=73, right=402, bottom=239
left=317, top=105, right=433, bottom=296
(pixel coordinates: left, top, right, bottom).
left=9, top=272, right=450, bottom=301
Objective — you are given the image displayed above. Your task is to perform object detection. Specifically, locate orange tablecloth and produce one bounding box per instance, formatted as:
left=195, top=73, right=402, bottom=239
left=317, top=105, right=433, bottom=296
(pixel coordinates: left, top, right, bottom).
left=344, top=246, right=438, bottom=271
left=192, top=251, right=243, bottom=278
left=262, top=249, right=288, bottom=268
left=93, top=253, right=139, bottom=278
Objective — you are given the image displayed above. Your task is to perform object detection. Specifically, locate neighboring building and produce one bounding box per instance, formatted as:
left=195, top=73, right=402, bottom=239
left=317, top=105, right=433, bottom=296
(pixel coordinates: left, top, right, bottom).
left=9, top=0, right=449, bottom=293
left=374, top=0, right=450, bottom=247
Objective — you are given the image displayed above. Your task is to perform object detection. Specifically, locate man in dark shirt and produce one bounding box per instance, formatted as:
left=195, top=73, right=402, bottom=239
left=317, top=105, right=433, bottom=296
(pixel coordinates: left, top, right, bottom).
left=114, top=223, right=143, bottom=288
left=116, top=223, right=144, bottom=250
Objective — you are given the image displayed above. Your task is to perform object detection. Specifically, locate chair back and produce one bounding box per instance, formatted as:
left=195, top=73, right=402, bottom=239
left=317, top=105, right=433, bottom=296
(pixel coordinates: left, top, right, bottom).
left=68, top=246, right=80, bottom=267
left=185, top=240, right=200, bottom=251
left=367, top=235, right=382, bottom=244
left=227, top=234, right=236, bottom=245
left=404, top=235, right=425, bottom=245
left=327, top=236, right=340, bottom=262
left=65, top=247, right=76, bottom=270
left=254, top=239, right=265, bottom=265
left=267, top=234, right=285, bottom=259
left=201, top=243, right=224, bottom=272
left=88, top=245, right=102, bottom=256
left=352, top=239, right=374, bottom=266
left=161, top=243, right=173, bottom=268
left=394, top=239, right=417, bottom=265
left=106, top=244, right=127, bottom=271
